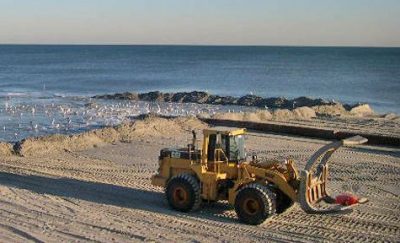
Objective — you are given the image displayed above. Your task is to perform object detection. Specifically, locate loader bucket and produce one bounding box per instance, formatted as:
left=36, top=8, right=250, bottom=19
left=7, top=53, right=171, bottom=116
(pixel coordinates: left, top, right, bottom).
left=298, top=136, right=368, bottom=214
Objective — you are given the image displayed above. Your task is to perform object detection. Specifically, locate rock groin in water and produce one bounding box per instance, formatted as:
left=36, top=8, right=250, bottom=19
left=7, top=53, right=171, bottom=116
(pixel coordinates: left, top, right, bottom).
left=92, top=91, right=373, bottom=115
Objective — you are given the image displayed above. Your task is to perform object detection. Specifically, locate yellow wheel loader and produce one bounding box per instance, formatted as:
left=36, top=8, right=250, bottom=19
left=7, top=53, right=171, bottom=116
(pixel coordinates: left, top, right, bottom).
left=151, top=127, right=368, bottom=225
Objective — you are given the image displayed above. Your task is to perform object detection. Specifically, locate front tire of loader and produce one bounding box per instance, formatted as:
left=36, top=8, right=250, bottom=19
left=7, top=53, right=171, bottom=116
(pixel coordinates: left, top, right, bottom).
left=166, top=173, right=201, bottom=212
left=276, top=191, right=293, bottom=213
left=234, top=183, right=276, bottom=225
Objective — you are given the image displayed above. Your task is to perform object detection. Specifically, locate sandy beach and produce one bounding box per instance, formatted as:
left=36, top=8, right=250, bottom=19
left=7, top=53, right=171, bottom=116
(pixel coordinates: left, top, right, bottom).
left=0, top=115, right=399, bottom=242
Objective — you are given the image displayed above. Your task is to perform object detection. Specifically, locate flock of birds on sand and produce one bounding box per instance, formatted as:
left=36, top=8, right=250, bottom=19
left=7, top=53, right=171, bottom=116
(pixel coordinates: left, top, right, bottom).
left=0, top=97, right=256, bottom=142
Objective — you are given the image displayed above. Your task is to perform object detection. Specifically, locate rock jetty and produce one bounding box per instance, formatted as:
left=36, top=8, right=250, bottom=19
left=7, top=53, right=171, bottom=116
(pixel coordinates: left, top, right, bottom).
left=93, top=91, right=372, bottom=113
left=93, top=91, right=334, bottom=108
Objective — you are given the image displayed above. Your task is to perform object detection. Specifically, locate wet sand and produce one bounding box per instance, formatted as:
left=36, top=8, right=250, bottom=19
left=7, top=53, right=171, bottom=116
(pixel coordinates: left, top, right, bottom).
left=0, top=116, right=399, bottom=242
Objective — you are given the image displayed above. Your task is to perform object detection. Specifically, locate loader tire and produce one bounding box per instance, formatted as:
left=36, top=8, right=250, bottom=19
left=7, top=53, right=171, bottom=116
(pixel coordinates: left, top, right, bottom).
left=276, top=191, right=293, bottom=213
left=266, top=185, right=293, bottom=214
left=234, top=183, right=276, bottom=225
left=166, top=173, right=201, bottom=212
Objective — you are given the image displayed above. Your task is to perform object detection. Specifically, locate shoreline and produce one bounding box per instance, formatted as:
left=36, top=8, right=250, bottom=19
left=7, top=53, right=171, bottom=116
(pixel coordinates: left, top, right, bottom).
left=0, top=91, right=398, bottom=155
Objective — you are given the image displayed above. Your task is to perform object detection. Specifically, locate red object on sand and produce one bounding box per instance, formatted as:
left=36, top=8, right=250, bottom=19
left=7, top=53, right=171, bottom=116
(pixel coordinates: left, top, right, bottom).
left=335, top=193, right=359, bottom=206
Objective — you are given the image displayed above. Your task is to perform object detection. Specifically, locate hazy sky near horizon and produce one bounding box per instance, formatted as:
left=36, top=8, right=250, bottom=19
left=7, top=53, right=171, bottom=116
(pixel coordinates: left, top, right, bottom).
left=0, top=0, right=399, bottom=46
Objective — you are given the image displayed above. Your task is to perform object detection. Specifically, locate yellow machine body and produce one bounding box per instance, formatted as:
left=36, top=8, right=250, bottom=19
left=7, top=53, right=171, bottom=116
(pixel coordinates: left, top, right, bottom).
left=151, top=127, right=368, bottom=225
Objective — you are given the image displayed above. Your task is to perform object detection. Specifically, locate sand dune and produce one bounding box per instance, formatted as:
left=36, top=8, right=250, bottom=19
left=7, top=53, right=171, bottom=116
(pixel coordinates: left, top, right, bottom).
left=12, top=116, right=206, bottom=157
left=0, top=142, right=13, bottom=156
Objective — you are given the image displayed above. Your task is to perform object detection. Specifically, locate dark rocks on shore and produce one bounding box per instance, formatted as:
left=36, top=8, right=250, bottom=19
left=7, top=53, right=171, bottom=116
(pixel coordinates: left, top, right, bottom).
left=92, top=91, right=368, bottom=112
left=95, top=92, right=139, bottom=100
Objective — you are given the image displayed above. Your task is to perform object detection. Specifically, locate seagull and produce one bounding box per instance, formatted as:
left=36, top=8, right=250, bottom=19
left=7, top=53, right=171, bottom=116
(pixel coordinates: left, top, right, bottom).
left=30, top=121, right=38, bottom=131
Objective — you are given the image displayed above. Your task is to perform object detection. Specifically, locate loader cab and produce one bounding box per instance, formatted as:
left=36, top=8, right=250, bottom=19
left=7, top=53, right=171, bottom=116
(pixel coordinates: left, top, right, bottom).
left=202, top=127, right=246, bottom=164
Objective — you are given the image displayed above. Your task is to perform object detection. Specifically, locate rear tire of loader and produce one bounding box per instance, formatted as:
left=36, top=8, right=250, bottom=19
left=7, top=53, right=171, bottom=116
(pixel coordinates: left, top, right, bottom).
left=234, top=183, right=276, bottom=225
left=166, top=173, right=201, bottom=212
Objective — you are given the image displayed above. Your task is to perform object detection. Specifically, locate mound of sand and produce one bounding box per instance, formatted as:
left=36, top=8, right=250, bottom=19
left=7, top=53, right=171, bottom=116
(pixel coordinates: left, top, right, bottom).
left=257, top=110, right=273, bottom=120
left=292, top=106, right=317, bottom=119
left=212, top=108, right=315, bottom=122
left=14, top=132, right=111, bottom=157
left=349, top=104, right=374, bottom=117
left=312, top=104, right=348, bottom=117
left=116, top=115, right=207, bottom=141
left=243, top=111, right=273, bottom=122
left=0, top=142, right=13, bottom=156
left=14, top=116, right=207, bottom=157
left=210, top=104, right=375, bottom=121
left=273, top=107, right=316, bottom=121
left=212, top=112, right=243, bottom=121
left=383, top=113, right=399, bottom=120
left=272, top=109, right=294, bottom=121
left=212, top=110, right=273, bottom=122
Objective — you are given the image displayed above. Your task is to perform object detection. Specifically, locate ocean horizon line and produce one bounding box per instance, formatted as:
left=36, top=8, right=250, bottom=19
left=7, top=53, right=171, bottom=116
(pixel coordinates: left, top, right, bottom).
left=0, top=43, right=399, bottom=49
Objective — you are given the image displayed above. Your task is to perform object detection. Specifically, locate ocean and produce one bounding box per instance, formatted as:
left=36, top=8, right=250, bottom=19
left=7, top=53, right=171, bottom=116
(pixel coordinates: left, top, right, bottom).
left=0, top=45, right=399, bottom=141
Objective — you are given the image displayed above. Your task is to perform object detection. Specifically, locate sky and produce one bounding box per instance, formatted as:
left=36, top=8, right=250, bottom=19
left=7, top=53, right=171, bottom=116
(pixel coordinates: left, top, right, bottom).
left=0, top=0, right=399, bottom=47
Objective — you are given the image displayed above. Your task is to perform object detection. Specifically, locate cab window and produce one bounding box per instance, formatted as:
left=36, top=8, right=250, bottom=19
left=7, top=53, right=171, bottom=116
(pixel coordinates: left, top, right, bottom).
left=208, top=134, right=245, bottom=162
